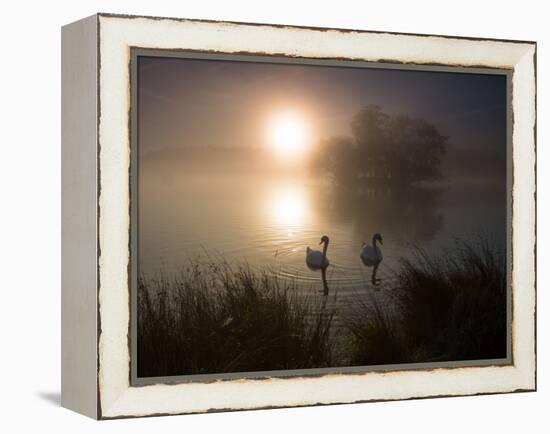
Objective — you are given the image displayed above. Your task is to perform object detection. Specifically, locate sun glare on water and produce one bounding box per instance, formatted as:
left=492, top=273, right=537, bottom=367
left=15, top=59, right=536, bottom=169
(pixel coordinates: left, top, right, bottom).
left=268, top=112, right=311, bottom=159
left=272, top=188, right=307, bottom=228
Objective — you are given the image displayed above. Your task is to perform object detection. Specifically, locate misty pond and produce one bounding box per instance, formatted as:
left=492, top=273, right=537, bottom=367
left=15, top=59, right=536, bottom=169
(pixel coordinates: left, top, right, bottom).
left=138, top=150, right=507, bottom=314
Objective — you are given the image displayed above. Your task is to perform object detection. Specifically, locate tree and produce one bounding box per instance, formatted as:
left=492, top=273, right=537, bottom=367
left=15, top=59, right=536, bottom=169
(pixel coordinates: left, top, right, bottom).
left=311, top=105, right=448, bottom=187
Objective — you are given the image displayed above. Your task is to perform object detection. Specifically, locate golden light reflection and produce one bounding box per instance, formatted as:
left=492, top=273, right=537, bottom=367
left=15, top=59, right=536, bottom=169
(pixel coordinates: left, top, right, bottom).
left=270, top=187, right=309, bottom=229
left=267, top=112, right=311, bottom=159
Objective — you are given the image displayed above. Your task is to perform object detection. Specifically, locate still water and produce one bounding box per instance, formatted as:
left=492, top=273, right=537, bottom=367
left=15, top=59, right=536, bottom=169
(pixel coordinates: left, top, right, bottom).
left=139, top=171, right=507, bottom=300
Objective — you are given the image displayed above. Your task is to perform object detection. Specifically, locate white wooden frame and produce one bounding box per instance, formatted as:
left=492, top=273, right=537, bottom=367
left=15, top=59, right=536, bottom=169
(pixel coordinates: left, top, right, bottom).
left=61, top=13, right=536, bottom=419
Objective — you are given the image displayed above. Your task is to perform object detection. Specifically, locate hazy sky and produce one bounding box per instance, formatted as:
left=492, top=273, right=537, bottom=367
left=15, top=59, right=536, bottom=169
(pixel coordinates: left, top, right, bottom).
left=138, top=55, right=507, bottom=163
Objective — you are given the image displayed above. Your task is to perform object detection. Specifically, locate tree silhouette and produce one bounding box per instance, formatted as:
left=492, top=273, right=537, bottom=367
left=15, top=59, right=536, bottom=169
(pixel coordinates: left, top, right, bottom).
left=311, top=105, right=448, bottom=188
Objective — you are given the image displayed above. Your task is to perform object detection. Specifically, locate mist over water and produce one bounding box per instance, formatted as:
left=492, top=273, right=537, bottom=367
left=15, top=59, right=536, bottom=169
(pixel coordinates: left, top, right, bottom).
left=138, top=56, right=508, bottom=309
left=139, top=165, right=506, bottom=298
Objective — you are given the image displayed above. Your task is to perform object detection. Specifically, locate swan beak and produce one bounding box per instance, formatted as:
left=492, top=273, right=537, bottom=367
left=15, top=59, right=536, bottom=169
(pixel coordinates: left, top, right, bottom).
left=319, top=240, right=323, bottom=245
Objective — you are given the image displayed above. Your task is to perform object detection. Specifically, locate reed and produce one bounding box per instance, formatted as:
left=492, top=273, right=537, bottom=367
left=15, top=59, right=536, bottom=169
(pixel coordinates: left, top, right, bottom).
left=344, top=240, right=507, bottom=365
left=137, top=261, right=335, bottom=378
left=138, top=240, right=507, bottom=377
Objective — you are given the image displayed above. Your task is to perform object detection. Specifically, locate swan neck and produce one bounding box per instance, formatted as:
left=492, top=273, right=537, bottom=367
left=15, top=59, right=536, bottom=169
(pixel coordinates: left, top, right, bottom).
left=372, top=236, right=377, bottom=248
left=322, top=239, right=329, bottom=257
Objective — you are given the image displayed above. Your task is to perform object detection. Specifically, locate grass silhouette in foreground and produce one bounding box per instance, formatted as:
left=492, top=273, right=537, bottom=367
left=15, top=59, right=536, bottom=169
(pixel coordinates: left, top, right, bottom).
left=345, top=240, right=507, bottom=365
left=137, top=240, right=507, bottom=378
left=137, top=262, right=335, bottom=378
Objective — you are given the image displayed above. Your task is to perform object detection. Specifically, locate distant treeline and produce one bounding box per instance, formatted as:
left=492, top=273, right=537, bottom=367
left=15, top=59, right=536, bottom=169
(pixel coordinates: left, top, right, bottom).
left=309, top=105, right=448, bottom=188
left=141, top=104, right=505, bottom=185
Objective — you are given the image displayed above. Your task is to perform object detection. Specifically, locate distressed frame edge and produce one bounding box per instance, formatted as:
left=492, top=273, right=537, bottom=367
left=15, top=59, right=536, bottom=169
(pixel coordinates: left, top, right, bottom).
left=61, top=13, right=100, bottom=420
left=95, top=14, right=537, bottom=419
left=94, top=11, right=537, bottom=46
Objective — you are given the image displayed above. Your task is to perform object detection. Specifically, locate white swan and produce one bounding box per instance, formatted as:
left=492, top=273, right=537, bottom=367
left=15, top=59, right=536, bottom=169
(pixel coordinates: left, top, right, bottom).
left=360, top=233, right=383, bottom=285
left=306, top=235, right=330, bottom=295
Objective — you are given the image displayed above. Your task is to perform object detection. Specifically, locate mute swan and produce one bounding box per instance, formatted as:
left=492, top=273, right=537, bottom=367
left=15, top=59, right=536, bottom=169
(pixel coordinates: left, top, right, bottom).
left=360, top=233, right=383, bottom=285
left=306, top=235, right=330, bottom=295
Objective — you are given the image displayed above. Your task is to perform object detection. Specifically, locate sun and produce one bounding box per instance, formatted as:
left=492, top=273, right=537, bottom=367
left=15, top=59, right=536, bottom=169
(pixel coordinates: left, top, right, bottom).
left=268, top=113, right=311, bottom=158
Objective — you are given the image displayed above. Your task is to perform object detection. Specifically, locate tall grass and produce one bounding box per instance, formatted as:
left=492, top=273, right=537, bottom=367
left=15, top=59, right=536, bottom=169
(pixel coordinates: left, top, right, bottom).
left=137, top=262, right=335, bottom=378
left=138, top=240, right=507, bottom=377
left=345, top=240, right=507, bottom=365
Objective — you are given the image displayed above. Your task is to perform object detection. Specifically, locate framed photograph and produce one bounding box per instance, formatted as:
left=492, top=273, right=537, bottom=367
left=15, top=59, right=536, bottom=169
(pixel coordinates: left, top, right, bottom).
left=61, top=13, right=536, bottom=419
